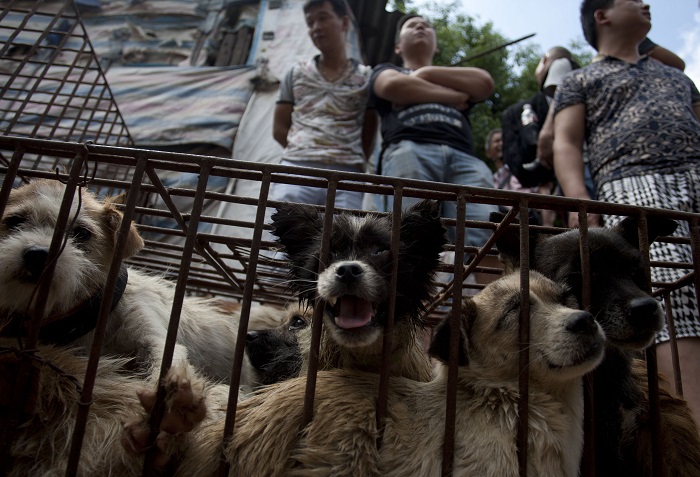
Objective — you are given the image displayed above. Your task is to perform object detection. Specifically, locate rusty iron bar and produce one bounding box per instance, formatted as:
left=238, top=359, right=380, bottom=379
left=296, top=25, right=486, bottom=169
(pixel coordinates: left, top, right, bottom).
left=636, top=214, right=663, bottom=477
left=65, top=150, right=146, bottom=476
left=441, top=191, right=467, bottom=477
left=0, top=145, right=86, bottom=475
left=516, top=201, right=531, bottom=477
left=662, top=292, right=683, bottom=396
left=218, top=168, right=274, bottom=477
left=577, top=206, right=594, bottom=477
left=375, top=186, right=404, bottom=450
left=141, top=160, right=214, bottom=476
left=301, top=180, right=338, bottom=426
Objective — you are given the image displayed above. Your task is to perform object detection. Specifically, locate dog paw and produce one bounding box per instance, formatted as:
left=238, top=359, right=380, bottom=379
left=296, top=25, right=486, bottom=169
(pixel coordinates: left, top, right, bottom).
left=158, top=362, right=207, bottom=433
left=121, top=363, right=207, bottom=465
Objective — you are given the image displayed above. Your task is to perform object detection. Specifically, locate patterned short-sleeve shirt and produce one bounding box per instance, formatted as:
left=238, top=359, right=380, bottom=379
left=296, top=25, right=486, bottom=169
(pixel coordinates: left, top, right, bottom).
left=553, top=56, right=700, bottom=188
left=277, top=56, right=372, bottom=168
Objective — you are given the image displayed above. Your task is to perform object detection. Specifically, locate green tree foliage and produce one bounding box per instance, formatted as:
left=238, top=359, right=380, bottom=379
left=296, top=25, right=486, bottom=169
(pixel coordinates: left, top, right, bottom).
left=389, top=0, right=593, bottom=163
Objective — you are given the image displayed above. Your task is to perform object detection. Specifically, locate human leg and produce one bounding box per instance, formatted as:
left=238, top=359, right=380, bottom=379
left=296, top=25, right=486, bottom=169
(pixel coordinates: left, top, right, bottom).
left=440, top=148, right=499, bottom=287
left=269, top=160, right=364, bottom=210
left=599, top=172, right=700, bottom=419
left=380, top=140, right=445, bottom=212
left=656, top=338, right=700, bottom=426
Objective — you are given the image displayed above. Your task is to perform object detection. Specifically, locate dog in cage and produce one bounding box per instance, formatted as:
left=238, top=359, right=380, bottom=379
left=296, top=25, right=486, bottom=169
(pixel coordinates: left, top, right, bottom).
left=492, top=212, right=700, bottom=476
left=0, top=179, right=270, bottom=391
left=244, top=303, right=313, bottom=385
left=268, top=199, right=447, bottom=382
left=169, top=270, right=604, bottom=476
left=1, top=337, right=219, bottom=476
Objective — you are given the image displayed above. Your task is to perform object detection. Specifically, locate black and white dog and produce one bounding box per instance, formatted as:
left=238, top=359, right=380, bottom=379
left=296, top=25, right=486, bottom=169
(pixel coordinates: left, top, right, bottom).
left=269, top=200, right=447, bottom=381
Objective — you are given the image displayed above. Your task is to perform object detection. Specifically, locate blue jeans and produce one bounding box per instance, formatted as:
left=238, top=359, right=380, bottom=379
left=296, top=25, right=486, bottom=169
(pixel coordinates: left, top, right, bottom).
left=381, top=140, right=498, bottom=248
left=269, top=159, right=365, bottom=210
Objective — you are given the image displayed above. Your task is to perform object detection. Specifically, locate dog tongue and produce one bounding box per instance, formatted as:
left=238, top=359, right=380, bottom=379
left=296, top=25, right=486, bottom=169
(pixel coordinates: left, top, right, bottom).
left=335, top=296, right=373, bottom=329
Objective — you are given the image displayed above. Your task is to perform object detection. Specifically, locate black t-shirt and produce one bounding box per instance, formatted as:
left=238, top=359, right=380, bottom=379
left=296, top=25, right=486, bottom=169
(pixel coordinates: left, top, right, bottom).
left=369, top=63, right=474, bottom=155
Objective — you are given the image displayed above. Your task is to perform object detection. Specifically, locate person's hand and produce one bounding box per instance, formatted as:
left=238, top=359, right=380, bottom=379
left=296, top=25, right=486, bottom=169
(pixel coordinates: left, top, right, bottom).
left=567, top=210, right=601, bottom=229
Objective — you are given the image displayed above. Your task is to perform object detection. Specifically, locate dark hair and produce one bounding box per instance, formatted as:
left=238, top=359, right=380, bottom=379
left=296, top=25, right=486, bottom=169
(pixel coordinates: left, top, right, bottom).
left=580, top=0, right=613, bottom=50
left=395, top=13, right=421, bottom=43
left=484, top=128, right=502, bottom=152
left=303, top=0, right=347, bottom=18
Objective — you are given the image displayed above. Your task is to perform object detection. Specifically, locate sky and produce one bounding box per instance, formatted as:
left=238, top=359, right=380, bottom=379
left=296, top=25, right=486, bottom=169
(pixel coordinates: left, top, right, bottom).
left=410, top=0, right=700, bottom=86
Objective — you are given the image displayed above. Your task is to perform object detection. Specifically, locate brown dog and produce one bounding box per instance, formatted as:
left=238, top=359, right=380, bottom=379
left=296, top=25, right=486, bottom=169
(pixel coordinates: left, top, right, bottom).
left=174, top=271, right=604, bottom=476
left=491, top=212, right=700, bottom=476
left=1, top=338, right=211, bottom=476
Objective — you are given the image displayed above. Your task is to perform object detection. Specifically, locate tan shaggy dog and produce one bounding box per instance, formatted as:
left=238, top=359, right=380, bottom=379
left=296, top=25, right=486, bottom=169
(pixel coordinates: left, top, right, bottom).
left=173, top=270, right=605, bottom=477
left=0, top=338, right=217, bottom=476
left=0, top=180, right=261, bottom=389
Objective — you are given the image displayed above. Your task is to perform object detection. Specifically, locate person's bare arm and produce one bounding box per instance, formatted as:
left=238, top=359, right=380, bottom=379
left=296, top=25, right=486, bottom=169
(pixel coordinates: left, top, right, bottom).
left=372, top=68, right=469, bottom=109
left=273, top=103, right=293, bottom=148
left=361, top=109, right=378, bottom=162
left=410, top=66, right=495, bottom=103
left=647, top=45, right=685, bottom=71
left=553, top=103, right=600, bottom=228
left=537, top=104, right=556, bottom=169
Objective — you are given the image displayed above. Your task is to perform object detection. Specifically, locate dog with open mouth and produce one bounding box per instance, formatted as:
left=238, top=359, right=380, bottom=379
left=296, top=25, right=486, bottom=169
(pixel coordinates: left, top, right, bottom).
left=171, top=270, right=604, bottom=477
left=492, top=212, right=700, bottom=476
left=269, top=199, right=447, bottom=381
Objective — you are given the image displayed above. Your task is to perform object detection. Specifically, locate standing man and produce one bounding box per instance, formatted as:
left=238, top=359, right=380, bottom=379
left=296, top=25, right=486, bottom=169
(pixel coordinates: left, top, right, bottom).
left=272, top=0, right=377, bottom=210
left=553, top=0, right=700, bottom=424
left=370, top=13, right=497, bottom=248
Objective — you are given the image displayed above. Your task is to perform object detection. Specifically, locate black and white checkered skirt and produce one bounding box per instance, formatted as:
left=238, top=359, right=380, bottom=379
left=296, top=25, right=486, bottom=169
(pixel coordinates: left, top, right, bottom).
left=599, top=169, right=700, bottom=342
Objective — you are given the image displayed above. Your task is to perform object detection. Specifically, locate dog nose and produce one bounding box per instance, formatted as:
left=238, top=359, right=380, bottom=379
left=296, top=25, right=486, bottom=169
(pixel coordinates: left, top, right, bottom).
left=628, top=297, right=661, bottom=328
left=335, top=263, right=363, bottom=283
left=246, top=330, right=260, bottom=342
left=23, top=246, right=49, bottom=281
left=565, top=310, right=597, bottom=335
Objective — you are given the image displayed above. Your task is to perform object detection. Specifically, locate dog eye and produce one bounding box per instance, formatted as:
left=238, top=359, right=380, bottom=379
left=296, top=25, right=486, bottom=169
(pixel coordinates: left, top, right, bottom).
left=3, top=214, right=26, bottom=230
left=289, top=315, right=308, bottom=331
left=371, top=245, right=389, bottom=256
left=71, top=226, right=92, bottom=242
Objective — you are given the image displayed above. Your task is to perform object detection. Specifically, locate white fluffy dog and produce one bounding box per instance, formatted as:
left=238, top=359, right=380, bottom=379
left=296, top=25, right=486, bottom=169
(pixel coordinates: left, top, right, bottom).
left=0, top=180, right=258, bottom=387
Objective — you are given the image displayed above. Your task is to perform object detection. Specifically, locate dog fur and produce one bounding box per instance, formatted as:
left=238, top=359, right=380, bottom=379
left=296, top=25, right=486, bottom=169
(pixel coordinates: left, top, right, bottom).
left=0, top=180, right=260, bottom=389
left=244, top=303, right=311, bottom=385
left=0, top=338, right=213, bottom=476
left=492, top=212, right=700, bottom=476
left=174, top=271, right=604, bottom=477
left=268, top=200, right=447, bottom=381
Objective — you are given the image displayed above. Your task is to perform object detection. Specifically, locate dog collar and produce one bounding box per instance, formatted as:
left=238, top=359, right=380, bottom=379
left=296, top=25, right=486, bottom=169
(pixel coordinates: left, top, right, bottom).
left=2, top=265, right=129, bottom=345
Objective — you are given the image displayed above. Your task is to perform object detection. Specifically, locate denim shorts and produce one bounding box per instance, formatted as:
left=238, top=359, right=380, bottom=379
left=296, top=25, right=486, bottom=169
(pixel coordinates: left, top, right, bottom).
left=269, top=159, right=365, bottom=210
left=381, top=140, right=498, bottom=248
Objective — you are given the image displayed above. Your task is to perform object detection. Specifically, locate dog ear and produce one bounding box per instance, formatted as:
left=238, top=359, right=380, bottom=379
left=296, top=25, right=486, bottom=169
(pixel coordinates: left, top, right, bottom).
left=489, top=211, right=537, bottom=273
left=428, top=299, right=475, bottom=366
left=269, top=203, right=323, bottom=259
left=399, top=200, right=447, bottom=259
left=614, top=216, right=678, bottom=248
left=102, top=199, right=145, bottom=260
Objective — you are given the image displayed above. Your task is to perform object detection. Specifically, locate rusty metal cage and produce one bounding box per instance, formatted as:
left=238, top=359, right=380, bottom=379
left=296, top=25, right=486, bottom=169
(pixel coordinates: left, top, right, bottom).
left=1, top=0, right=133, bottom=188
left=0, top=136, right=699, bottom=476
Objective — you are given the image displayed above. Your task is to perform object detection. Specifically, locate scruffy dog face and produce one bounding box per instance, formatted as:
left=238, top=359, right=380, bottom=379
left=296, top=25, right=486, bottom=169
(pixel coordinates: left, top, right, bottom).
left=270, top=200, right=446, bottom=349
left=430, top=271, right=606, bottom=382
left=0, top=180, right=143, bottom=325
left=492, top=213, right=677, bottom=351
left=245, top=304, right=311, bottom=385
